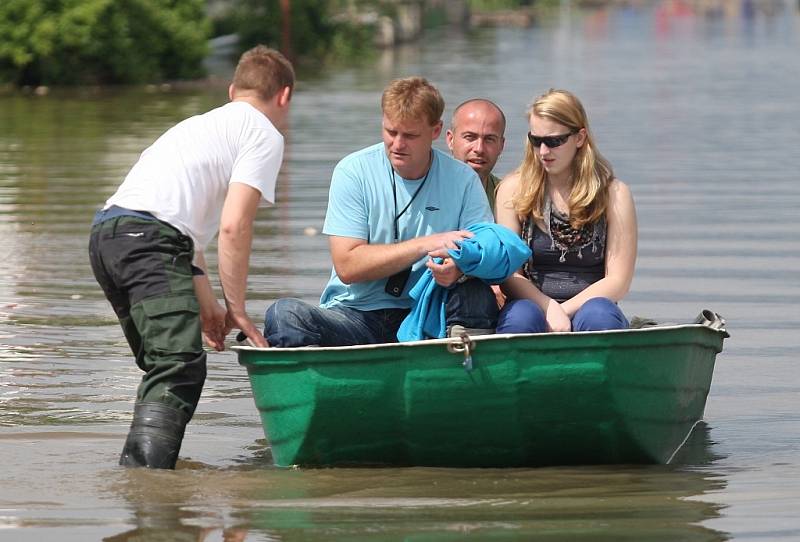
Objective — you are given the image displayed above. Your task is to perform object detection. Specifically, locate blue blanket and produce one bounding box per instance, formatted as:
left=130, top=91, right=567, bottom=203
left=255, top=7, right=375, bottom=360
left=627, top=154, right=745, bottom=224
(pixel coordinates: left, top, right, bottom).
left=396, top=222, right=531, bottom=341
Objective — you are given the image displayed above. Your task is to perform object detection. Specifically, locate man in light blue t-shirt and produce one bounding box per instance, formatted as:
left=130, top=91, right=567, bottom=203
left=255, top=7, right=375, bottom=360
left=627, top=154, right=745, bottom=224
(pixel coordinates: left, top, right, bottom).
left=263, top=77, right=498, bottom=346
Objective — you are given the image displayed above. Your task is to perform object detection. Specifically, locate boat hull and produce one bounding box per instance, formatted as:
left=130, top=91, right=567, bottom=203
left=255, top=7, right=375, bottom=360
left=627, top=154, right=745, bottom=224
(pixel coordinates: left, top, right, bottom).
left=237, top=324, right=726, bottom=468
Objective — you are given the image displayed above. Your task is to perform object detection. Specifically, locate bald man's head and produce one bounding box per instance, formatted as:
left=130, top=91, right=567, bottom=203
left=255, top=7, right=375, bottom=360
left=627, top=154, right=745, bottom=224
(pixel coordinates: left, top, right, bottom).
left=446, top=99, right=506, bottom=182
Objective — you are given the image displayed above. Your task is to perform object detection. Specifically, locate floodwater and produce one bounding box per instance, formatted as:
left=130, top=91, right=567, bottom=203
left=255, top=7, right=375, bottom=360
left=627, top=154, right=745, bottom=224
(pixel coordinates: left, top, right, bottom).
left=1, top=1, right=799, bottom=540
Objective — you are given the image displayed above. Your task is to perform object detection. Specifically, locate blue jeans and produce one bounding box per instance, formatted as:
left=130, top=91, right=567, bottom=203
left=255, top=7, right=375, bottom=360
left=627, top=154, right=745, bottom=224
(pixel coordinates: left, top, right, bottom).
left=264, top=278, right=498, bottom=347
left=496, top=297, right=628, bottom=334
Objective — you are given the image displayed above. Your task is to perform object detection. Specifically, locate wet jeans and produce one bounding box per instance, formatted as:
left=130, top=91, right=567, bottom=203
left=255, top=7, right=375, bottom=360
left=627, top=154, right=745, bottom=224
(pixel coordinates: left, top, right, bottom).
left=264, top=278, right=499, bottom=347
left=496, top=297, right=628, bottom=334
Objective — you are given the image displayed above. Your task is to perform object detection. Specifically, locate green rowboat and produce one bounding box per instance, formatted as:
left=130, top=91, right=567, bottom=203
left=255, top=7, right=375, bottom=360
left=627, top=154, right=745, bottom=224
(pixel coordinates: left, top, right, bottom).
left=236, top=311, right=728, bottom=468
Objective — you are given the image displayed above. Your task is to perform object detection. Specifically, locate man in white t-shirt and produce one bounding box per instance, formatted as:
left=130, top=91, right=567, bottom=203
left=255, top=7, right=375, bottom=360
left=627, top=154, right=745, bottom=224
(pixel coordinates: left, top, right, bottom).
left=263, top=77, right=499, bottom=347
left=88, top=46, right=293, bottom=469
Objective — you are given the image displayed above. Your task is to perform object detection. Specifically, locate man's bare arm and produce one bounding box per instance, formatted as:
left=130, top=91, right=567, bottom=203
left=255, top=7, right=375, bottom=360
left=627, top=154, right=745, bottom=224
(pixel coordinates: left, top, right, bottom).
left=329, top=230, right=473, bottom=284
left=218, top=182, right=268, bottom=347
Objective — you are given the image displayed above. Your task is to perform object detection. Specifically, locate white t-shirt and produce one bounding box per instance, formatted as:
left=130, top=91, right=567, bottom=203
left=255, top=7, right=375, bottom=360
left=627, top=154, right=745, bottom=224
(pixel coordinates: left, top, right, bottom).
left=106, top=101, right=283, bottom=249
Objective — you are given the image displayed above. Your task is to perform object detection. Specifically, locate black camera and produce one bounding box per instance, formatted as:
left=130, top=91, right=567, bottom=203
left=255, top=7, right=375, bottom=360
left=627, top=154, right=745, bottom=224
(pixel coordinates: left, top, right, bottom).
left=384, top=267, right=412, bottom=297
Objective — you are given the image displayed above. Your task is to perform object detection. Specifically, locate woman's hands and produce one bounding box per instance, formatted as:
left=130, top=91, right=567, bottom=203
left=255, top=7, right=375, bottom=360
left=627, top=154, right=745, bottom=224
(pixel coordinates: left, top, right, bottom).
left=544, top=299, right=572, bottom=332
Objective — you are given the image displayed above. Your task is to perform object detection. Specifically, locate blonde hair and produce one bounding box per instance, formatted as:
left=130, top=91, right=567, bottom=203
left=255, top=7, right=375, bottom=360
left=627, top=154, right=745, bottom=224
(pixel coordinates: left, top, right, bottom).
left=381, top=77, right=444, bottom=126
left=232, top=45, right=295, bottom=102
left=513, top=89, right=614, bottom=229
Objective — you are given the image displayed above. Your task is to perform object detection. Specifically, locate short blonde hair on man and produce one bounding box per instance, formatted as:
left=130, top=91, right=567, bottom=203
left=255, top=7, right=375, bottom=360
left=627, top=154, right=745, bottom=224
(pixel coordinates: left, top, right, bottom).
left=381, top=76, right=444, bottom=126
left=232, top=45, right=295, bottom=101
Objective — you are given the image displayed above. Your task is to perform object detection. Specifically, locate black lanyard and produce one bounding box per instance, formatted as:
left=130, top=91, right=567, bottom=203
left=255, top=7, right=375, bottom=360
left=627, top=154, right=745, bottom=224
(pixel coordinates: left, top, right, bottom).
left=391, top=155, right=431, bottom=242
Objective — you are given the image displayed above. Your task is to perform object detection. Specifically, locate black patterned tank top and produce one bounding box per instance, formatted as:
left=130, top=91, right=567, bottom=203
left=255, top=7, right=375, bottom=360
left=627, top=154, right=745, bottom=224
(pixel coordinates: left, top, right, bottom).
left=521, top=197, right=606, bottom=302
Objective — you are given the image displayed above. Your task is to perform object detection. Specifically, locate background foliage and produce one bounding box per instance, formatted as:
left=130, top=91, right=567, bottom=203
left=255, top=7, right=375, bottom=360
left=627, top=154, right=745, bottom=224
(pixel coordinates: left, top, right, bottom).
left=0, top=0, right=210, bottom=86
left=229, top=0, right=374, bottom=64
left=1, top=0, right=539, bottom=87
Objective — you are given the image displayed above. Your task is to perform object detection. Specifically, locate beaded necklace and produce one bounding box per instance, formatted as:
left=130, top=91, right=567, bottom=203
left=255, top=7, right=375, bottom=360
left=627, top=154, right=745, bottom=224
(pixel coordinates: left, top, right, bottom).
left=521, top=196, right=605, bottom=277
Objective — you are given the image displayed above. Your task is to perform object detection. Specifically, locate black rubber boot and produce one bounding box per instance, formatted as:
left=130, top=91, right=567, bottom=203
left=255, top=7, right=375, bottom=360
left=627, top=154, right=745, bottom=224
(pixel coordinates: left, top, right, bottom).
left=119, top=402, right=190, bottom=469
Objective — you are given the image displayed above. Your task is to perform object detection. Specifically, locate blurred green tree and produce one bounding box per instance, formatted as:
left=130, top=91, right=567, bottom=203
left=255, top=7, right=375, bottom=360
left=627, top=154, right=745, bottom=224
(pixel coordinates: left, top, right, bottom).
left=0, top=0, right=210, bottom=86
left=232, top=0, right=374, bottom=64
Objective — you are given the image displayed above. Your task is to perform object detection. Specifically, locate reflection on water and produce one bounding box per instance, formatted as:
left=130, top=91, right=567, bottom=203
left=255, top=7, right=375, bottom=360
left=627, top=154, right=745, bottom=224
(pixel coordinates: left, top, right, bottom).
left=2, top=0, right=800, bottom=540
left=103, top=426, right=727, bottom=541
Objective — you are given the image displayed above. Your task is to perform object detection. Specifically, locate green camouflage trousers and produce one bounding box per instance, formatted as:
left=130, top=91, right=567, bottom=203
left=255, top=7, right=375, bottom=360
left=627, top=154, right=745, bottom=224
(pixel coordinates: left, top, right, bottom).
left=89, top=215, right=206, bottom=415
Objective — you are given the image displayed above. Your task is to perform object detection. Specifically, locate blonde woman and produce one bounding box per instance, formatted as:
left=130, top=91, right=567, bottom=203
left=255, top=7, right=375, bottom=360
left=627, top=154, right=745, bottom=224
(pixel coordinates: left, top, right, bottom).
left=495, top=89, right=637, bottom=333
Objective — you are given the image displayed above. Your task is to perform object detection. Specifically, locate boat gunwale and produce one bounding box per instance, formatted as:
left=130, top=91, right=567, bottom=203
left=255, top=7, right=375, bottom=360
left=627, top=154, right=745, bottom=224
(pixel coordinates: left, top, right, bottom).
left=235, top=322, right=727, bottom=355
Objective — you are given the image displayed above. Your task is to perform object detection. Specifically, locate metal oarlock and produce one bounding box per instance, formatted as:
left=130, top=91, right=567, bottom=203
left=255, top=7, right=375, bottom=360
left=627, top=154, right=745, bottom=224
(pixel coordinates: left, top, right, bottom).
left=694, top=309, right=727, bottom=332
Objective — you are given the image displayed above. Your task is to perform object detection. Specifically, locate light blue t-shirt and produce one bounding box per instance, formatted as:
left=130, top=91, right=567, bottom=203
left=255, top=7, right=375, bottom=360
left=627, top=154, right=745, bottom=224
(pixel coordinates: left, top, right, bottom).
left=320, top=143, right=493, bottom=310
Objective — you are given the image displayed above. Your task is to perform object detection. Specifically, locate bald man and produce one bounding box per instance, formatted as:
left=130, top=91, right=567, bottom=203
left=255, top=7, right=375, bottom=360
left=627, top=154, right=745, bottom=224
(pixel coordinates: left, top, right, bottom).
left=446, top=98, right=506, bottom=213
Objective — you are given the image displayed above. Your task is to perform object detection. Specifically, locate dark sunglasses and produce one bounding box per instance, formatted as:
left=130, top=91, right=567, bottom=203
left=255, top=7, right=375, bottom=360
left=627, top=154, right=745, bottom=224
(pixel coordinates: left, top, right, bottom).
left=527, top=131, right=575, bottom=149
